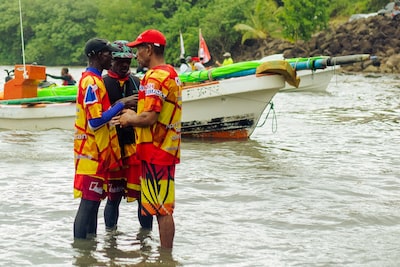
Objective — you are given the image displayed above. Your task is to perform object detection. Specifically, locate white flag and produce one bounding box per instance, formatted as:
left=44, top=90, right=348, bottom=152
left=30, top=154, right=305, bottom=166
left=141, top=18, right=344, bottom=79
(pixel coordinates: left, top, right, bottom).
left=180, top=31, right=185, bottom=58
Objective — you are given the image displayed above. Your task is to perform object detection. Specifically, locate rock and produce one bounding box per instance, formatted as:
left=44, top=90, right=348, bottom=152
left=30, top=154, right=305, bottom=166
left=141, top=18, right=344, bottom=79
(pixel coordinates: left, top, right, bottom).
left=234, top=15, right=400, bottom=73
left=386, top=54, right=400, bottom=73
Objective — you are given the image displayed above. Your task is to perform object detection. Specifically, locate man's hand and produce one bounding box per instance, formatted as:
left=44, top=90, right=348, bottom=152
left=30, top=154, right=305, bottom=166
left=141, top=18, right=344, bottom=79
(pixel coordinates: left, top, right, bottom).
left=110, top=115, right=121, bottom=126
left=118, top=94, right=138, bottom=109
left=119, top=109, right=137, bottom=127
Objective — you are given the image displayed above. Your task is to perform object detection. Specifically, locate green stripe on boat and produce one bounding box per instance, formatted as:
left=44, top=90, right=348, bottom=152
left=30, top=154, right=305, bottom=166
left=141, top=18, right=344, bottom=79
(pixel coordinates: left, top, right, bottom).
left=0, top=95, right=76, bottom=105
left=37, top=85, right=77, bottom=97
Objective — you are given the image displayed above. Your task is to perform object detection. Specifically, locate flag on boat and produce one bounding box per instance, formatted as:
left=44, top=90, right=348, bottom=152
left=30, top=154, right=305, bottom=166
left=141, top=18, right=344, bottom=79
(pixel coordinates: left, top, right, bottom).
left=198, top=29, right=211, bottom=64
left=179, top=30, right=185, bottom=58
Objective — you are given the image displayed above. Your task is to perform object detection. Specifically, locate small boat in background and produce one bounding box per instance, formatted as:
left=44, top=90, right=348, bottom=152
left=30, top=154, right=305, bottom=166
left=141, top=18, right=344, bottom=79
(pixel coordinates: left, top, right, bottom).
left=281, top=66, right=338, bottom=93
left=283, top=54, right=379, bottom=92
left=0, top=64, right=76, bottom=130
left=260, top=54, right=337, bottom=93
left=178, top=54, right=375, bottom=93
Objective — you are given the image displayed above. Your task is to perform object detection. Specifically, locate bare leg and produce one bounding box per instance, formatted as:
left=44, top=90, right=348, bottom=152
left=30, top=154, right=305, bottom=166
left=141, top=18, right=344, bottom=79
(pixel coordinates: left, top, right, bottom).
left=157, top=215, right=175, bottom=249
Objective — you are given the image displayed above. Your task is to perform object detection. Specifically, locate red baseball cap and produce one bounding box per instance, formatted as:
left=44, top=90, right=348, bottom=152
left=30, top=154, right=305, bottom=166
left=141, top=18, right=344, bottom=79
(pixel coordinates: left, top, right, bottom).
left=127, top=29, right=166, bottom=48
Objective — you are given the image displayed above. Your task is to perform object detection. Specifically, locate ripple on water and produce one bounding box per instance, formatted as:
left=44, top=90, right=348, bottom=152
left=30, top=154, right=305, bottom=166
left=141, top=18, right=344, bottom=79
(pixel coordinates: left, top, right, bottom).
left=1, top=73, right=400, bottom=266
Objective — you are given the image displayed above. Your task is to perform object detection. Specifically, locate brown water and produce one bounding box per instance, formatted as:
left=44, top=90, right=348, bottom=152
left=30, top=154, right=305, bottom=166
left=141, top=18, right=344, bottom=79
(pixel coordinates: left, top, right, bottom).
left=1, top=68, right=400, bottom=266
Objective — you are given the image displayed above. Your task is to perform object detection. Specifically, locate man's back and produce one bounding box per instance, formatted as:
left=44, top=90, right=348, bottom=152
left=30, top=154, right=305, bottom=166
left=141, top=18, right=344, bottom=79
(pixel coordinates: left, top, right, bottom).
left=135, top=64, right=182, bottom=165
left=180, top=62, right=191, bottom=73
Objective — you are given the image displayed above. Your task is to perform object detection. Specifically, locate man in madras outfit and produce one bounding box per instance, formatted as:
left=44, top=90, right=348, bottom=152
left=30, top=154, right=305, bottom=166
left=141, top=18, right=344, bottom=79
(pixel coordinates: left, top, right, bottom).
left=116, top=29, right=182, bottom=249
left=73, top=38, right=135, bottom=239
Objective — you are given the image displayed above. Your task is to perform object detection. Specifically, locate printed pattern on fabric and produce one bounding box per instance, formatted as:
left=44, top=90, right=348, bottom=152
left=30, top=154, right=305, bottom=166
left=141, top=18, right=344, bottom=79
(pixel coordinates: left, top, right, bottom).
left=84, top=84, right=99, bottom=105
left=106, top=168, right=127, bottom=201
left=135, top=65, right=182, bottom=166
left=124, top=155, right=141, bottom=201
left=74, top=174, right=107, bottom=201
left=74, top=70, right=122, bottom=198
left=140, top=161, right=175, bottom=216
left=103, top=73, right=141, bottom=201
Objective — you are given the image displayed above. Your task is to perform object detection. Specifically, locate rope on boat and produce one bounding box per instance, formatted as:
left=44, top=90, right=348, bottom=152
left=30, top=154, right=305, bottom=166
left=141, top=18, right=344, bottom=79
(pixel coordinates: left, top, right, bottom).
left=333, top=64, right=339, bottom=86
left=257, top=101, right=278, bottom=133
left=207, top=69, right=213, bottom=81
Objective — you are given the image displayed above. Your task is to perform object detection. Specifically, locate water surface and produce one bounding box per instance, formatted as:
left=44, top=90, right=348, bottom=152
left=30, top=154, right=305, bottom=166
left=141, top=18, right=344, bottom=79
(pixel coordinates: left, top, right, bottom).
left=0, top=70, right=400, bottom=266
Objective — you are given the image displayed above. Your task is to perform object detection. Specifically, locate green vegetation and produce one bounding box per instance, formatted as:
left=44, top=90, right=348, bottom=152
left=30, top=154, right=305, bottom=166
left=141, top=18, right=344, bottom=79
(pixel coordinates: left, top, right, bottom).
left=278, top=0, right=330, bottom=42
left=0, top=0, right=390, bottom=66
left=234, top=0, right=283, bottom=43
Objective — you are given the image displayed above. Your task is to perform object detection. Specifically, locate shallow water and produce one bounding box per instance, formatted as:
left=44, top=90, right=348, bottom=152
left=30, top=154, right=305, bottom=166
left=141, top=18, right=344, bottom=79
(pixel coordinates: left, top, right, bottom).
left=1, top=69, right=400, bottom=266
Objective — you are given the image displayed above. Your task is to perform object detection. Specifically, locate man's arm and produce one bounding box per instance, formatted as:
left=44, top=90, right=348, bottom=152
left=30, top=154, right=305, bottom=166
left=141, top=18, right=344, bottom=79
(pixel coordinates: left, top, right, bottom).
left=88, top=95, right=137, bottom=129
left=46, top=74, right=64, bottom=80
left=118, top=109, right=158, bottom=128
left=88, top=102, right=124, bottom=130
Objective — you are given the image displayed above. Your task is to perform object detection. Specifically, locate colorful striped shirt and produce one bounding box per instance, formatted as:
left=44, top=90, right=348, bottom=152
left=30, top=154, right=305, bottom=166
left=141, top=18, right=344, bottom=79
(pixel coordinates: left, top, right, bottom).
left=135, top=64, right=182, bottom=165
left=74, top=68, right=121, bottom=175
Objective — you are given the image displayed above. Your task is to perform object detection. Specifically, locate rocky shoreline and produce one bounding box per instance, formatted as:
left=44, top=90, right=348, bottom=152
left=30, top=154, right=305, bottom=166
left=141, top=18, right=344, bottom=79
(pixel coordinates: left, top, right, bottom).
left=235, top=15, right=400, bottom=74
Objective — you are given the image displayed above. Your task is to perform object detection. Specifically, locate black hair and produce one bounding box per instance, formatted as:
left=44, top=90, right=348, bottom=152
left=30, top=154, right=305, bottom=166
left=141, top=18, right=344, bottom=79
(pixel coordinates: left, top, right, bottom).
left=152, top=44, right=165, bottom=56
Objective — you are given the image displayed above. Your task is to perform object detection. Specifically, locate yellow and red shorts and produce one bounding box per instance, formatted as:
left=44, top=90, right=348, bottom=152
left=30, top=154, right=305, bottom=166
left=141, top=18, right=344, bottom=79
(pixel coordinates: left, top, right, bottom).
left=140, top=161, right=175, bottom=216
left=125, top=156, right=141, bottom=202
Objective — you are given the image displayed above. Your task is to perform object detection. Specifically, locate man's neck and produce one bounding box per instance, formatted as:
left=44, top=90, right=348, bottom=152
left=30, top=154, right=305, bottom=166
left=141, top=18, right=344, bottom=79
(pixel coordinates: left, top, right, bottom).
left=88, top=61, right=103, bottom=73
left=148, top=57, right=165, bottom=69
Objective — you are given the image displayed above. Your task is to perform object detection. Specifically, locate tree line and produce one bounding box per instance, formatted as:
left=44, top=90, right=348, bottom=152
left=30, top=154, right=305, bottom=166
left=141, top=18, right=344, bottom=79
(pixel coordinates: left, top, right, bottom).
left=0, top=0, right=389, bottom=66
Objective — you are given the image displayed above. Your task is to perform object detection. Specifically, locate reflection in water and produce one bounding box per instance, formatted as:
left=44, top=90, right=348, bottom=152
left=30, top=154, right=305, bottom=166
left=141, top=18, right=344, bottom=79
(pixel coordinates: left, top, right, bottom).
left=71, top=229, right=180, bottom=267
left=72, top=239, right=100, bottom=267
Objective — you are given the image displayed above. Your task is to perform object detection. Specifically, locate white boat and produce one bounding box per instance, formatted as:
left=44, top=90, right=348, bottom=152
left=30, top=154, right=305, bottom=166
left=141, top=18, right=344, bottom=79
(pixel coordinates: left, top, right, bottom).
left=0, top=102, right=76, bottom=131
left=181, top=73, right=285, bottom=138
left=260, top=54, right=339, bottom=93
left=180, top=54, right=370, bottom=95
left=0, top=61, right=295, bottom=139
left=280, top=66, right=339, bottom=93
left=275, top=54, right=378, bottom=93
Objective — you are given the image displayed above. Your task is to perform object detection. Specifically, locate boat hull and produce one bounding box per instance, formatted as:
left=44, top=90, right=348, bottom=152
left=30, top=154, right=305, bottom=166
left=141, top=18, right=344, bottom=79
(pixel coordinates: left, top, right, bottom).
left=181, top=74, right=284, bottom=138
left=0, top=102, right=75, bottom=130
left=0, top=74, right=285, bottom=139
left=280, top=66, right=338, bottom=93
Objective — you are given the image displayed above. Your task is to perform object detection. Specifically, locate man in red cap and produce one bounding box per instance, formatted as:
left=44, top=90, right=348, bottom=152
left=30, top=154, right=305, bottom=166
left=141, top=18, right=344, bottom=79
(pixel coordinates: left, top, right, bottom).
left=114, top=29, right=182, bottom=249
